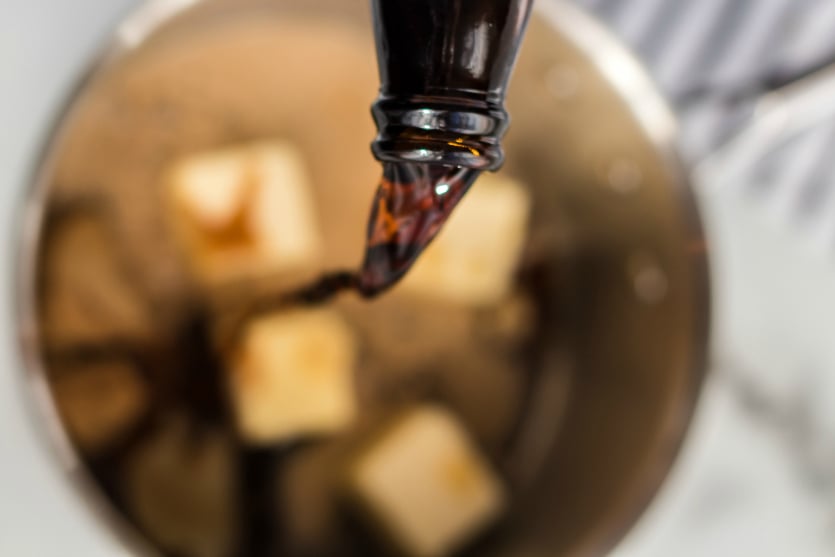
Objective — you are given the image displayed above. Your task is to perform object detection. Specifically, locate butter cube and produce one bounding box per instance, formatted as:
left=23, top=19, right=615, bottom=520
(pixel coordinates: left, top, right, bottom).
left=348, top=405, right=504, bottom=557
left=401, top=172, right=531, bottom=306
left=229, top=308, right=356, bottom=445
left=168, top=141, right=322, bottom=283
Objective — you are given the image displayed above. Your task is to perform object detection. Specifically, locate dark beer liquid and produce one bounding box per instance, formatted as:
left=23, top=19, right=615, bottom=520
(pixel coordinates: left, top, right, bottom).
left=278, top=162, right=480, bottom=306
left=359, top=162, right=480, bottom=295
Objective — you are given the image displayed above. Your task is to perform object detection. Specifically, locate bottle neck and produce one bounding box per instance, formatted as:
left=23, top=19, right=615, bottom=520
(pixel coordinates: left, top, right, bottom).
left=370, top=0, right=534, bottom=171
left=371, top=94, right=508, bottom=170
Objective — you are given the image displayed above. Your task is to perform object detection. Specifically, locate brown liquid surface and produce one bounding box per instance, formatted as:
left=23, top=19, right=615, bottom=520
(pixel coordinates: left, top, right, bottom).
left=30, top=17, right=575, bottom=557
left=24, top=10, right=706, bottom=557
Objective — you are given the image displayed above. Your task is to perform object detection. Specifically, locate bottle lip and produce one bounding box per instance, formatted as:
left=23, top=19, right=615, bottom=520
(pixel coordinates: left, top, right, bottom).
left=371, top=139, right=503, bottom=170
left=371, top=96, right=509, bottom=170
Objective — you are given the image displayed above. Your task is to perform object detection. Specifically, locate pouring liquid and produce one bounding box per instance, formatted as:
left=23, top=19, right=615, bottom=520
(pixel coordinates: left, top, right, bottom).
left=272, top=162, right=480, bottom=307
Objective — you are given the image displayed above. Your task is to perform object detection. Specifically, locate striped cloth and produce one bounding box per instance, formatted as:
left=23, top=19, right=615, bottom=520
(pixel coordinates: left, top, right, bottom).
left=574, top=0, right=835, bottom=159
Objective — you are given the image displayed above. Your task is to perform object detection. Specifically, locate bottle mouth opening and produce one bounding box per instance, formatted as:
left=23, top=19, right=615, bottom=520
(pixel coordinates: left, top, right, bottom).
left=371, top=97, right=509, bottom=170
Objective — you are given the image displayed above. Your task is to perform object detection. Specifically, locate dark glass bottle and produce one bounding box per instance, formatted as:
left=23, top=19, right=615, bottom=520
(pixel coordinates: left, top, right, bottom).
left=350, top=0, right=535, bottom=296
left=273, top=1, right=536, bottom=300
left=222, top=2, right=537, bottom=313
left=370, top=0, right=535, bottom=171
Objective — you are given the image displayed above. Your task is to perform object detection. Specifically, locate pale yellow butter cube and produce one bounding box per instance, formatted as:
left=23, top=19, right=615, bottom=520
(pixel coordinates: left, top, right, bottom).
left=401, top=172, right=531, bottom=306
left=349, top=405, right=504, bottom=557
left=230, top=308, right=356, bottom=445
left=168, top=141, right=322, bottom=283
left=171, top=150, right=251, bottom=232
left=247, top=144, right=323, bottom=265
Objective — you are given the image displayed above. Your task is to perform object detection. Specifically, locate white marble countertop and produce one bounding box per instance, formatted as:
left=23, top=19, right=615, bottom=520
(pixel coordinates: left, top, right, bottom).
left=0, top=5, right=141, bottom=556
left=0, top=4, right=139, bottom=556
left=613, top=181, right=835, bottom=556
